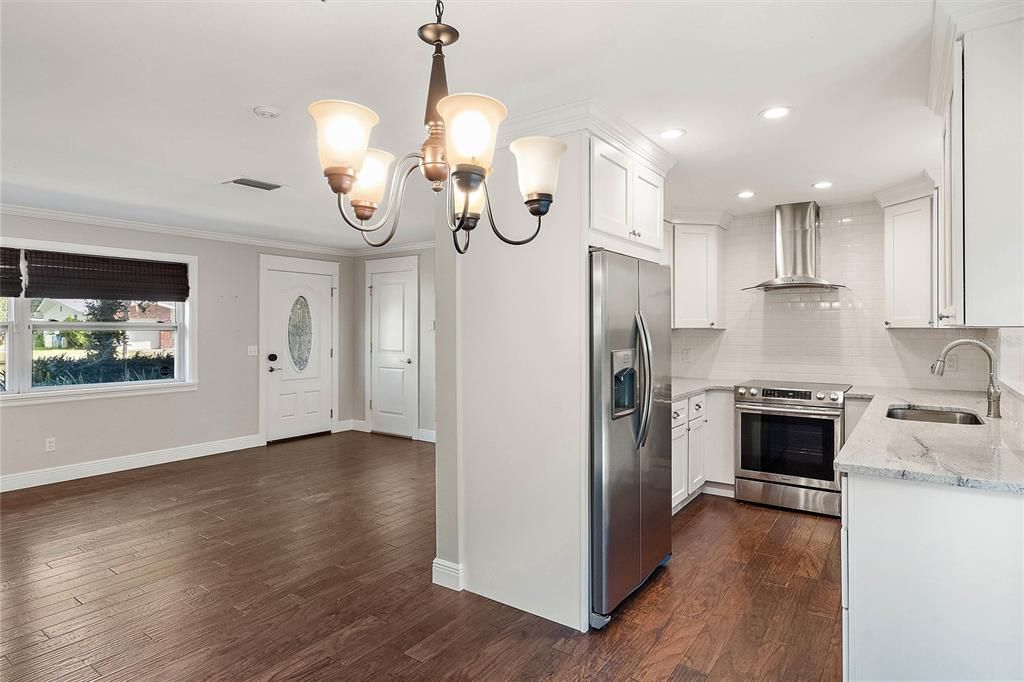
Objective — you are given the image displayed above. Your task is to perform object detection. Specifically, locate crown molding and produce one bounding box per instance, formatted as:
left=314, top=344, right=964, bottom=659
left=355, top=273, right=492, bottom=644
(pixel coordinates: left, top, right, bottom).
left=944, top=0, right=1024, bottom=35
left=873, top=174, right=936, bottom=208
left=927, top=2, right=957, bottom=115
left=0, top=203, right=435, bottom=258
left=666, top=208, right=734, bottom=229
left=497, top=99, right=677, bottom=177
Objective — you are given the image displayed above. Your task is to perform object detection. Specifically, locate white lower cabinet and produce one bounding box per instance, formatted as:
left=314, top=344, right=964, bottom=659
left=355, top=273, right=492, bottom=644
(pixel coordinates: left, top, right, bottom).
left=704, top=390, right=734, bottom=485
left=843, top=474, right=1024, bottom=680
left=686, top=416, right=706, bottom=495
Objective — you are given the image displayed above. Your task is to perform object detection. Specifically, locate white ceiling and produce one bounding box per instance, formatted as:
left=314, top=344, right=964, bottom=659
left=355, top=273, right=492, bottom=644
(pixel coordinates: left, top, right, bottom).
left=1, top=0, right=942, bottom=248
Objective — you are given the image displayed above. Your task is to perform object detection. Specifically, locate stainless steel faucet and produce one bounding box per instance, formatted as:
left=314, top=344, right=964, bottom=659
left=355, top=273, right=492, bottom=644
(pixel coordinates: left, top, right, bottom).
left=931, top=339, right=1001, bottom=418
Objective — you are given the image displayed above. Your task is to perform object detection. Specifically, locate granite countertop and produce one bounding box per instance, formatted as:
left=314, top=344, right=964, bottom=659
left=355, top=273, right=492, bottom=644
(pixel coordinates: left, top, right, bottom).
left=834, top=387, right=1024, bottom=494
left=671, top=377, right=737, bottom=402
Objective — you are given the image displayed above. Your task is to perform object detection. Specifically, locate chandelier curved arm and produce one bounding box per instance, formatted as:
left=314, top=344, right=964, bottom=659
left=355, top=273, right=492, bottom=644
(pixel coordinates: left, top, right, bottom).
left=443, top=172, right=475, bottom=233
left=336, top=152, right=424, bottom=233
left=481, top=177, right=543, bottom=246
left=359, top=163, right=422, bottom=248
left=453, top=228, right=471, bottom=254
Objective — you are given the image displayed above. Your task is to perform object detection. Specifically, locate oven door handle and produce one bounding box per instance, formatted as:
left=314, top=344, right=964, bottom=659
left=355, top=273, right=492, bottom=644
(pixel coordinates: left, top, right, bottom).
left=735, top=403, right=843, bottom=418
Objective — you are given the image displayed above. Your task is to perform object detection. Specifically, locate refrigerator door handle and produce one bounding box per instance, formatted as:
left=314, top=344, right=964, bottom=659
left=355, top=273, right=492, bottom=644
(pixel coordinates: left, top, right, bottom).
left=635, top=310, right=654, bottom=448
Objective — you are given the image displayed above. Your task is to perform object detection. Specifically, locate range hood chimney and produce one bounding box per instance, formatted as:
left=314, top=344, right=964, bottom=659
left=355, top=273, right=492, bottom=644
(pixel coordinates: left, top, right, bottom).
left=744, top=201, right=845, bottom=291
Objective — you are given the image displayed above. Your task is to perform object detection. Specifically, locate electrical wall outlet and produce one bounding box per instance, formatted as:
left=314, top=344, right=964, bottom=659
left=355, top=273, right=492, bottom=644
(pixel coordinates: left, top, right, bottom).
left=945, top=352, right=958, bottom=373
left=681, top=349, right=693, bottom=363
left=45, top=437, right=56, bottom=452
left=247, top=345, right=258, bottom=357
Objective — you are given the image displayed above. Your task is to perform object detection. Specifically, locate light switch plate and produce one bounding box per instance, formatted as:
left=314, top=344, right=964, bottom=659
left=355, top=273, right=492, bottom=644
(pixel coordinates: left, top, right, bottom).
left=247, top=345, right=258, bottom=357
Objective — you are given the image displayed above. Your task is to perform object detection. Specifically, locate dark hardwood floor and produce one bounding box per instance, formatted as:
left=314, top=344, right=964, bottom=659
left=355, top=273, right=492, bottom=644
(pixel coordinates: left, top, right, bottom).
left=1, top=432, right=841, bottom=680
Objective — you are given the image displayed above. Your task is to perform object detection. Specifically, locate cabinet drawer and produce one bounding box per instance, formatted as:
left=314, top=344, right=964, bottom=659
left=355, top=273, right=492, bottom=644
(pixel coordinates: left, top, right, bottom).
left=671, top=401, right=687, bottom=428
left=688, top=393, right=706, bottom=421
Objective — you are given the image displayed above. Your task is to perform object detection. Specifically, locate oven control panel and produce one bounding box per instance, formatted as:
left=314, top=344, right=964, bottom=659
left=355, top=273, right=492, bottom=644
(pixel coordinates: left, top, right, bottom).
left=762, top=388, right=811, bottom=400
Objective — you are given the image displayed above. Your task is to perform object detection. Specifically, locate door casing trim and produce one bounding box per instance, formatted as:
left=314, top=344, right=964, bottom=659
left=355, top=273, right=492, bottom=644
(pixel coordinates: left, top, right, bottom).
left=259, top=254, right=340, bottom=443
left=364, top=255, right=420, bottom=436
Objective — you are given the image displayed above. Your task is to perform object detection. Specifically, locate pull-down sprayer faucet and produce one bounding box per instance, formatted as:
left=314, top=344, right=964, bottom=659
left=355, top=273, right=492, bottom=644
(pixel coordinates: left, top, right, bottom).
left=931, top=339, right=1001, bottom=418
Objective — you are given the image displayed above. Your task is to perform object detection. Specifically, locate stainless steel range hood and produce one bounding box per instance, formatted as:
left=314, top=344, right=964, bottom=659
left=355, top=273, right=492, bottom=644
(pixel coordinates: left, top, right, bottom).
left=744, top=201, right=846, bottom=291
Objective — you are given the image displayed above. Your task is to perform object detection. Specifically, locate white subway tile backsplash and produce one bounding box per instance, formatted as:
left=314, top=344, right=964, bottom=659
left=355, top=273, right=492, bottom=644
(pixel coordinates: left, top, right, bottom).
left=672, top=202, right=998, bottom=391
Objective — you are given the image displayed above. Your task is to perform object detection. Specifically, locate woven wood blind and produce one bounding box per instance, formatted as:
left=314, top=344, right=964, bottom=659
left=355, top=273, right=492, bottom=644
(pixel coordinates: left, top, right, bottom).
left=24, top=250, right=190, bottom=301
left=0, top=247, right=23, bottom=297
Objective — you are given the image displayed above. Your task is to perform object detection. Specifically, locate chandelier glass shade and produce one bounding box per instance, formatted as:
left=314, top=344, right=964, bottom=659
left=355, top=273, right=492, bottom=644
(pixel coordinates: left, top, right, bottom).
left=308, top=0, right=566, bottom=253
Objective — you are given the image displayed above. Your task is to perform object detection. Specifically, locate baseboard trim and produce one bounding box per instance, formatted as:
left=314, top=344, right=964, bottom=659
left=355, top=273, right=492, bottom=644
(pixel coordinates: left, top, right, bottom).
left=331, top=419, right=371, bottom=434
left=415, top=429, right=436, bottom=443
left=672, top=488, right=703, bottom=514
left=0, top=434, right=266, bottom=493
left=431, top=557, right=464, bottom=591
left=702, top=481, right=735, bottom=499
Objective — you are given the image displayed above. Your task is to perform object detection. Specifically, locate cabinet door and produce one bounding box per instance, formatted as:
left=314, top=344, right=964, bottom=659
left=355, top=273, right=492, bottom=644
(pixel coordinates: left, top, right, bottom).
left=632, top=164, right=664, bottom=250
left=883, top=196, right=934, bottom=328
left=687, top=418, right=707, bottom=495
left=672, top=225, right=719, bottom=328
left=671, top=425, right=689, bottom=510
left=590, top=137, right=632, bottom=240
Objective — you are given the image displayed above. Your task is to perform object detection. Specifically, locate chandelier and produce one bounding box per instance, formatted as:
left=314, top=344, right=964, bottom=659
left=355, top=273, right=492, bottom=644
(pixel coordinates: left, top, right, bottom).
left=308, top=0, right=567, bottom=254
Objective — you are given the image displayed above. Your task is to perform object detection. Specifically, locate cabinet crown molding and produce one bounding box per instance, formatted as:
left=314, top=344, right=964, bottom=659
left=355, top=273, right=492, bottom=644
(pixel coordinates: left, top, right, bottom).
left=666, top=208, right=733, bottom=229
left=873, top=175, right=936, bottom=208
left=497, top=99, right=676, bottom=177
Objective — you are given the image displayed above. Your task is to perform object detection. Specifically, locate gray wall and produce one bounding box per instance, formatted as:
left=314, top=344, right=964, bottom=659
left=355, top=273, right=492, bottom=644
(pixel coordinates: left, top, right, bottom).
left=0, top=211, right=436, bottom=477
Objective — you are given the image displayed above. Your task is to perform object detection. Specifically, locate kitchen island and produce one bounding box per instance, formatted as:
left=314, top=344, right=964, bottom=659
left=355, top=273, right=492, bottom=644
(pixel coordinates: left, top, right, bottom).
left=834, top=387, right=1024, bottom=681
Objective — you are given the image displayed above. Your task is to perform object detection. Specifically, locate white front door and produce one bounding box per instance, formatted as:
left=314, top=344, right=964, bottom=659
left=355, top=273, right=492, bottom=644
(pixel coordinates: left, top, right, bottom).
left=262, top=265, right=334, bottom=441
left=367, top=258, right=418, bottom=437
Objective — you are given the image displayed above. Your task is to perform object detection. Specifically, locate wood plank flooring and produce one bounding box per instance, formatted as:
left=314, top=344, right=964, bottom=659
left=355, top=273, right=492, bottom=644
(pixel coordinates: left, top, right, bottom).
left=1, top=432, right=841, bottom=680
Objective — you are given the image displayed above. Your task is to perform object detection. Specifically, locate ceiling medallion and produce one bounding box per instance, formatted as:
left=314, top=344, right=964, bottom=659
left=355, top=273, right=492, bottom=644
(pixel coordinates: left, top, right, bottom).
left=308, top=0, right=567, bottom=253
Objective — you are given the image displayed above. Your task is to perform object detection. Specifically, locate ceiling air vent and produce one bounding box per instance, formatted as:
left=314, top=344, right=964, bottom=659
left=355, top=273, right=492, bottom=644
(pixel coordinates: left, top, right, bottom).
left=223, top=177, right=282, bottom=191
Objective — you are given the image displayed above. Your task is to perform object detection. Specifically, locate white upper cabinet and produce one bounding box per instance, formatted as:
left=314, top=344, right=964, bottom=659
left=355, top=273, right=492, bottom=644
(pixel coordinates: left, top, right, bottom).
left=958, top=20, right=1024, bottom=326
left=883, top=195, right=935, bottom=328
left=672, top=223, right=724, bottom=329
left=935, top=19, right=1024, bottom=327
left=631, top=165, right=664, bottom=251
left=588, top=135, right=665, bottom=261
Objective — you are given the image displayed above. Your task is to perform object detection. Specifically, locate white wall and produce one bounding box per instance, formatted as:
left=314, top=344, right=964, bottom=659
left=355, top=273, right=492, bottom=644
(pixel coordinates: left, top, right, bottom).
left=672, top=201, right=998, bottom=390
left=456, top=134, right=589, bottom=630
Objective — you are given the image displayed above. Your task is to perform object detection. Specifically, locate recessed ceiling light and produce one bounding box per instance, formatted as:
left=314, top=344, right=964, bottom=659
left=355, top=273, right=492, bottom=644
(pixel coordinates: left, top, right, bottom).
left=660, top=128, right=686, bottom=140
left=813, top=181, right=833, bottom=189
left=737, top=190, right=755, bottom=199
left=253, top=105, right=281, bottom=119
left=759, top=106, right=791, bottom=120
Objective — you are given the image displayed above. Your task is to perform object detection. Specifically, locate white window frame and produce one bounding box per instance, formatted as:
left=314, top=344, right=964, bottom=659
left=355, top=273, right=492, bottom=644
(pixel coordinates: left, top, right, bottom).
left=0, top=238, right=198, bottom=405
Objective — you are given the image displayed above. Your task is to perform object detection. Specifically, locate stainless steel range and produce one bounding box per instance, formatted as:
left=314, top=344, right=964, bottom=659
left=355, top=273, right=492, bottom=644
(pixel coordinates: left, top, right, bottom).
left=734, top=380, right=852, bottom=516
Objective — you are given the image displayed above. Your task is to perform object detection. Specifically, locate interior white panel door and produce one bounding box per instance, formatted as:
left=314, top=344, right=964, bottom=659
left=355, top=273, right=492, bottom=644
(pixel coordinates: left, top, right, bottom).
left=370, top=267, right=418, bottom=437
left=264, top=270, right=333, bottom=441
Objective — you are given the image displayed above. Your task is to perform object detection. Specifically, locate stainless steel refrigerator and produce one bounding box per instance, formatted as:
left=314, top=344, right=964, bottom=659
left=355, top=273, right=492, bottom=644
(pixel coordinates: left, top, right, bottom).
left=590, top=248, right=672, bottom=629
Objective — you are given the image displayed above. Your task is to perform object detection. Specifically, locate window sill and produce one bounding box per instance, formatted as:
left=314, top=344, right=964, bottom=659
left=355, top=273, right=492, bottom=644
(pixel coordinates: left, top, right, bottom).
left=0, top=381, right=198, bottom=406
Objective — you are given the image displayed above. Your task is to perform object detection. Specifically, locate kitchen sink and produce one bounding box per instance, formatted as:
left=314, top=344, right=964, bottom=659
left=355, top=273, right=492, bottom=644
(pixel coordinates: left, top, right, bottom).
left=885, top=405, right=983, bottom=425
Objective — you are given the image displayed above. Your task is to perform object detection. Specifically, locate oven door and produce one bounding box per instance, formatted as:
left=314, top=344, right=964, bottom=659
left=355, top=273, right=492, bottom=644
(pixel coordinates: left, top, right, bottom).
left=734, top=403, right=843, bottom=491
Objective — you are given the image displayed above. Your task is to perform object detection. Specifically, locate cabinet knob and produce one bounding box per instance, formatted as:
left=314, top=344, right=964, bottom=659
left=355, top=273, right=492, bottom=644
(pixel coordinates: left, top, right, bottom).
left=884, top=321, right=890, bottom=326
left=938, top=312, right=953, bottom=320
left=709, top=321, right=715, bottom=327
left=672, top=410, right=681, bottom=419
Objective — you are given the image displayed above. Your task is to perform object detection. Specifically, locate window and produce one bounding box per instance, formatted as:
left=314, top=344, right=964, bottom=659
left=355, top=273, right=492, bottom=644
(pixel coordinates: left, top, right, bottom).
left=0, top=242, right=195, bottom=400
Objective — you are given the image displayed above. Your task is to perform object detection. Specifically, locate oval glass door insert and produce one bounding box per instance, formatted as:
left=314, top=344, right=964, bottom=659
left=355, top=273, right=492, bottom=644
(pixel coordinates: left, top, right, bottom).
left=288, top=296, right=313, bottom=371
